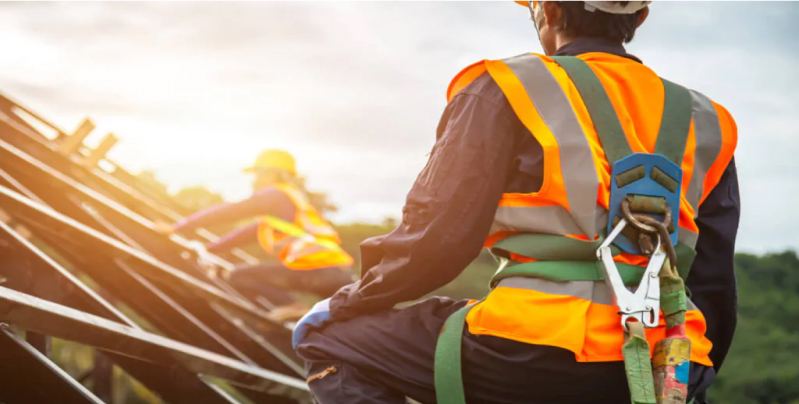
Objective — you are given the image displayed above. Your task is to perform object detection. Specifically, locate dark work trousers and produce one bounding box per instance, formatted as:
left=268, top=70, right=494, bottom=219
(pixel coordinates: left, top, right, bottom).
left=227, top=262, right=354, bottom=306
left=296, top=297, right=716, bottom=404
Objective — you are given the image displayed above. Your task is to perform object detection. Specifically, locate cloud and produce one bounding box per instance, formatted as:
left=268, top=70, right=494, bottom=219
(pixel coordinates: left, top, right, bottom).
left=0, top=1, right=793, bottom=253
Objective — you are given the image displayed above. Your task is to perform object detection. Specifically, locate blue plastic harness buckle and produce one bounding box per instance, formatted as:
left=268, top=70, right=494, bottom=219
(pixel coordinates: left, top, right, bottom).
left=607, top=153, right=682, bottom=254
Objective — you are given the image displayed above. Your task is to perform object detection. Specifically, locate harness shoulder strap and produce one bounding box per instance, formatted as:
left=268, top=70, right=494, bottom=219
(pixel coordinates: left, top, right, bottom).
left=551, top=56, right=633, bottom=164
left=654, top=79, right=693, bottom=165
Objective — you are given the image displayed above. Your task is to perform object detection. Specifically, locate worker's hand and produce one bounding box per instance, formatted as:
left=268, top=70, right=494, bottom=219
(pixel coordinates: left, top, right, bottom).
left=291, top=298, right=332, bottom=350
left=153, top=221, right=176, bottom=235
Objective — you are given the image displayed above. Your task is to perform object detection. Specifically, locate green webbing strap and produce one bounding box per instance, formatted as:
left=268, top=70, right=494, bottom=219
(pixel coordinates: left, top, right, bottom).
left=661, top=290, right=687, bottom=318
left=673, top=242, right=697, bottom=282
left=551, top=56, right=634, bottom=165
left=660, top=276, right=687, bottom=317
left=492, top=260, right=646, bottom=288
left=654, top=79, right=694, bottom=165
left=434, top=302, right=477, bottom=404
left=434, top=256, right=694, bottom=404
left=623, top=321, right=657, bottom=404
left=492, top=232, right=696, bottom=280
left=491, top=232, right=620, bottom=262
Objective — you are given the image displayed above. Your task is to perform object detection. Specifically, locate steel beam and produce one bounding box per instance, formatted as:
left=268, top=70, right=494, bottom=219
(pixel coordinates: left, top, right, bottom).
left=0, top=135, right=260, bottom=303
left=0, top=185, right=300, bottom=375
left=0, top=286, right=309, bottom=397
left=0, top=326, right=104, bottom=404
left=0, top=182, right=276, bottom=328
left=91, top=351, right=113, bottom=402
left=0, top=225, right=250, bottom=404
left=0, top=219, right=299, bottom=403
left=0, top=206, right=298, bottom=376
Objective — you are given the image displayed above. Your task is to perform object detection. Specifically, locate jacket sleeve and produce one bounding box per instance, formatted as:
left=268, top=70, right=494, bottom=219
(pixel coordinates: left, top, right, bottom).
left=329, top=88, right=523, bottom=321
left=686, top=158, right=741, bottom=373
left=207, top=222, right=260, bottom=253
left=173, top=187, right=295, bottom=232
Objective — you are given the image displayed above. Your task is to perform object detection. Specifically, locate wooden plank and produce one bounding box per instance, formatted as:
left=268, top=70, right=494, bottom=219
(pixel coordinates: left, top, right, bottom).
left=58, top=118, right=95, bottom=155
left=83, top=132, right=117, bottom=168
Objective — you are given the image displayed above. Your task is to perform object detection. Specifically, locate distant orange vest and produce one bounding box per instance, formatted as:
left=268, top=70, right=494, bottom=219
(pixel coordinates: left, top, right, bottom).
left=448, top=53, right=737, bottom=365
left=257, top=183, right=354, bottom=271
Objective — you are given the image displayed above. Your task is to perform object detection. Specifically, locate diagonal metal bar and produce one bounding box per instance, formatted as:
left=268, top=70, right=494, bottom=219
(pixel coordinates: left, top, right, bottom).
left=0, top=326, right=105, bottom=404
left=0, top=180, right=301, bottom=374
left=6, top=219, right=256, bottom=363
left=0, top=285, right=309, bottom=396
left=0, top=137, right=267, bottom=319
left=0, top=221, right=275, bottom=404
left=0, top=181, right=275, bottom=327
left=0, top=199, right=298, bottom=376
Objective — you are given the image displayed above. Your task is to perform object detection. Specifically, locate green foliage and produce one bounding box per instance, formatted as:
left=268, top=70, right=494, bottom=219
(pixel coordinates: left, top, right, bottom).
left=334, top=221, right=396, bottom=273
left=708, top=251, right=799, bottom=404
left=334, top=220, right=496, bottom=298
left=172, top=186, right=224, bottom=214
left=134, top=171, right=223, bottom=216
left=429, top=250, right=495, bottom=300
left=134, top=170, right=169, bottom=196
left=49, top=338, right=161, bottom=404
left=295, top=175, right=337, bottom=214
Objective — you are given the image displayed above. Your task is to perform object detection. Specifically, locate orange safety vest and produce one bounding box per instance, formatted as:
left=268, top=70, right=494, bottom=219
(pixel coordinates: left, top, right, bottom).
left=256, top=183, right=354, bottom=271
left=448, top=53, right=737, bottom=366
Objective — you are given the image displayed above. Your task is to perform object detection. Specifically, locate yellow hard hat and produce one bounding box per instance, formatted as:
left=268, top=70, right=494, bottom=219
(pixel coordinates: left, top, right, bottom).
left=243, top=149, right=296, bottom=174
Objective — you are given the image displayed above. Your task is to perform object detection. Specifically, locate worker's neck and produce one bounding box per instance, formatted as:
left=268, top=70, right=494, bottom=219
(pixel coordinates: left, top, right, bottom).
left=552, top=36, right=629, bottom=58
left=554, top=35, right=581, bottom=52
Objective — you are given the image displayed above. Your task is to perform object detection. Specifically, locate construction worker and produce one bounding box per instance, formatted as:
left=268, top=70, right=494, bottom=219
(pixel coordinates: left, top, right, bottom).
left=292, top=2, right=739, bottom=404
left=159, top=149, right=355, bottom=319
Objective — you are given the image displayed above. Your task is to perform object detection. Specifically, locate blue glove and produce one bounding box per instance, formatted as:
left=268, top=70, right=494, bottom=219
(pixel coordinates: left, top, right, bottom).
left=292, top=298, right=333, bottom=350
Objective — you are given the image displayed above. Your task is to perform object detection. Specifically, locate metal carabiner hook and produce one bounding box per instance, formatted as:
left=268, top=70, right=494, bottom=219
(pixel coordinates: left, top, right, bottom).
left=598, top=218, right=663, bottom=331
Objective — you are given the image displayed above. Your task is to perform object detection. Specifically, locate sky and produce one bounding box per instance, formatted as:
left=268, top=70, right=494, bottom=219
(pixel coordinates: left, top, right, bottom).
left=0, top=1, right=796, bottom=254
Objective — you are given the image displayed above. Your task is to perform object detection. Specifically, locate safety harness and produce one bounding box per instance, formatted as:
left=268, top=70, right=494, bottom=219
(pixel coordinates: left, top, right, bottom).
left=434, top=56, right=695, bottom=404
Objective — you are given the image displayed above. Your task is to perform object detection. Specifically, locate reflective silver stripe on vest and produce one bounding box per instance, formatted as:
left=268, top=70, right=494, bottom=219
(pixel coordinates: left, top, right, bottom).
left=285, top=240, right=331, bottom=263
left=685, top=90, right=723, bottom=214
left=491, top=205, right=608, bottom=236
left=497, top=54, right=599, bottom=237
left=298, top=214, right=337, bottom=237
left=495, top=276, right=698, bottom=310
left=678, top=227, right=699, bottom=249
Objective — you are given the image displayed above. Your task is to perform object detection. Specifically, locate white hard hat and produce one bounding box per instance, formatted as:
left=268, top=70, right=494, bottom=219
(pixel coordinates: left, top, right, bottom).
left=583, top=1, right=651, bottom=14
left=515, top=1, right=651, bottom=15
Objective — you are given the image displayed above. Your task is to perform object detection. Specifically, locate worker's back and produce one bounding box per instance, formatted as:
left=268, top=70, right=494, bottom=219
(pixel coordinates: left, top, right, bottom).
left=448, top=51, right=736, bottom=366
left=257, top=182, right=354, bottom=271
